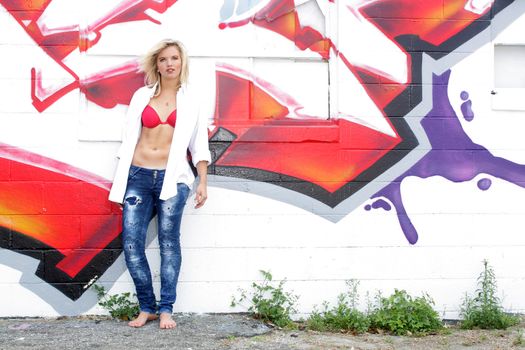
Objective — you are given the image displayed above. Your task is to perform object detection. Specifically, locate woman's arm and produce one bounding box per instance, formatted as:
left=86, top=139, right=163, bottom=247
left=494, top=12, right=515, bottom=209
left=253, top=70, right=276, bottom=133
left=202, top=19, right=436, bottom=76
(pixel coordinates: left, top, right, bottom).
left=194, top=160, right=208, bottom=208
left=186, top=85, right=212, bottom=208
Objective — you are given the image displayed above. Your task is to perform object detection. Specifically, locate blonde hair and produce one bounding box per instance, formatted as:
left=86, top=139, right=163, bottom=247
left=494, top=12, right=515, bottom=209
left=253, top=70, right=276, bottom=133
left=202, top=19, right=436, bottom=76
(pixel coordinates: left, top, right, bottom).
left=140, top=39, right=189, bottom=96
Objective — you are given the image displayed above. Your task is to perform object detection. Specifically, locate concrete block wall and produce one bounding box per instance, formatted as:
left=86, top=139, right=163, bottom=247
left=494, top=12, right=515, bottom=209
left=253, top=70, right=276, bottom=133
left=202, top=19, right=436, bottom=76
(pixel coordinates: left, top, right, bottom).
left=1, top=0, right=524, bottom=318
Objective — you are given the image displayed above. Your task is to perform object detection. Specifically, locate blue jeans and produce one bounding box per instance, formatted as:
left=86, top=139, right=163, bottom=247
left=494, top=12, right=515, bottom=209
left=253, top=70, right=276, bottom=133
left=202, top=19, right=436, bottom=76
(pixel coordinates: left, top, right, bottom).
left=122, top=165, right=190, bottom=314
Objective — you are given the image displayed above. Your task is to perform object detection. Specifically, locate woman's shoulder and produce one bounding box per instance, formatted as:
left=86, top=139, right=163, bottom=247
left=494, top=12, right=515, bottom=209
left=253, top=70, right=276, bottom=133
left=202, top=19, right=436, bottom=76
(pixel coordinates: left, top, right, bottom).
left=128, top=85, right=154, bottom=108
left=133, top=85, right=155, bottom=98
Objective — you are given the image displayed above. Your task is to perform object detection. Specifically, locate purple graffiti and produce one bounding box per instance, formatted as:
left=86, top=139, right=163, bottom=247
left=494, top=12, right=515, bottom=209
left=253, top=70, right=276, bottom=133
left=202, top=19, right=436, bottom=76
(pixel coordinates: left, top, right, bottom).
left=460, top=91, right=475, bottom=122
left=374, top=70, right=525, bottom=244
left=364, top=199, right=392, bottom=211
left=477, top=178, right=492, bottom=190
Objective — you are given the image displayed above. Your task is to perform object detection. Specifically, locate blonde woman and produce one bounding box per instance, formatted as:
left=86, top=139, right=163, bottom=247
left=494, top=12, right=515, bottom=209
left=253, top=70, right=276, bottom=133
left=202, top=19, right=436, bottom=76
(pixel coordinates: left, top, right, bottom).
left=109, top=39, right=211, bottom=329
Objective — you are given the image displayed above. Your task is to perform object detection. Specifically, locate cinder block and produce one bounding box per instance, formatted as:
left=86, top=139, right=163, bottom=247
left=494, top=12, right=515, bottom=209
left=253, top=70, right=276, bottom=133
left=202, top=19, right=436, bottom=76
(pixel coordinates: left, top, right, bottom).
left=43, top=182, right=83, bottom=215
left=0, top=181, right=43, bottom=214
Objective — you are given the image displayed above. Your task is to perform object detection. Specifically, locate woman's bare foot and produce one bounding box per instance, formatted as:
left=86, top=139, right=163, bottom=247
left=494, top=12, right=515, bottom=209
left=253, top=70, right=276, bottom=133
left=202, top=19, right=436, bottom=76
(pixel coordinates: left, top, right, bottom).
left=128, top=311, right=158, bottom=328
left=159, top=312, right=177, bottom=329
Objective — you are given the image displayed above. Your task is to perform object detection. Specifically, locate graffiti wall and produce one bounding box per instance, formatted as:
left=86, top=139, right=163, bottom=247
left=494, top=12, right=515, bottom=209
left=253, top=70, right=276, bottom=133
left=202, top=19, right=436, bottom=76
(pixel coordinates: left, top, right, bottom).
left=1, top=0, right=524, bottom=318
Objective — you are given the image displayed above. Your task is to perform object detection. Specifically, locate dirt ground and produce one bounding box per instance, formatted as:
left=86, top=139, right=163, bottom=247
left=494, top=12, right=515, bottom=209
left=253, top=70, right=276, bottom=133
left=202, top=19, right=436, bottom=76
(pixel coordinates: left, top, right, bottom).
left=228, top=325, right=525, bottom=349
left=1, top=314, right=524, bottom=350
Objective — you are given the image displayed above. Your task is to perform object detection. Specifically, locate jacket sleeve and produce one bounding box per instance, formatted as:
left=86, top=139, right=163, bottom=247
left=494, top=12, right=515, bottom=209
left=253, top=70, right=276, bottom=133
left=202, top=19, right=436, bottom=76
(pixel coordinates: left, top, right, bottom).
left=188, top=94, right=212, bottom=166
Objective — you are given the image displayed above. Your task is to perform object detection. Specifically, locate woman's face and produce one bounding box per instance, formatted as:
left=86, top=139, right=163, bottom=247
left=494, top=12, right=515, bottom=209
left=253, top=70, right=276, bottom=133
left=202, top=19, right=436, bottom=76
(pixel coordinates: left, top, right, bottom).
left=156, top=45, right=182, bottom=82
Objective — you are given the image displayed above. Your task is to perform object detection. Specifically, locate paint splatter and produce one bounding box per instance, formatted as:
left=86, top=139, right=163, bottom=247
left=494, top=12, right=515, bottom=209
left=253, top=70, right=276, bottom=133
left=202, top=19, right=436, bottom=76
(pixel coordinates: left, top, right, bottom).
left=374, top=70, right=525, bottom=244
left=477, top=178, right=492, bottom=190
left=365, top=199, right=392, bottom=211
left=460, top=91, right=475, bottom=121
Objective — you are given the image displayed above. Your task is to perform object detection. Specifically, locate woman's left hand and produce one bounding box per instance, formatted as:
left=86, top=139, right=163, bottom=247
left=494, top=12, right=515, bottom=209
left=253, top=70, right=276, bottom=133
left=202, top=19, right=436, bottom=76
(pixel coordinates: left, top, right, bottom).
left=194, top=182, right=208, bottom=208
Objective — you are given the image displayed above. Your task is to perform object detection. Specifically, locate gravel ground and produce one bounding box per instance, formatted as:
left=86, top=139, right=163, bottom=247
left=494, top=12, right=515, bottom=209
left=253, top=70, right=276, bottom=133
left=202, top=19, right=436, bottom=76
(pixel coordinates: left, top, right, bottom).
left=1, top=314, right=524, bottom=350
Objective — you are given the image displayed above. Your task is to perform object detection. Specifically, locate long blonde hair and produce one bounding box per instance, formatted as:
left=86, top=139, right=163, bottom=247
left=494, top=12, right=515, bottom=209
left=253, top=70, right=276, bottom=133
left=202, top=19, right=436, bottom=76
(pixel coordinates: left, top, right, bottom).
left=140, top=39, right=189, bottom=96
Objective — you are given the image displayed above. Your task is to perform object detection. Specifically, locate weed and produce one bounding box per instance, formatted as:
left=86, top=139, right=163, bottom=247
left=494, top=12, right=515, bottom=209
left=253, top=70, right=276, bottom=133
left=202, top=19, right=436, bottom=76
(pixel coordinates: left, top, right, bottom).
left=460, top=260, right=520, bottom=330
left=93, top=284, right=139, bottom=321
left=384, top=336, right=394, bottom=344
left=440, top=327, right=453, bottom=336
left=514, top=329, right=525, bottom=347
left=306, top=280, right=370, bottom=334
left=231, top=270, right=298, bottom=329
left=369, top=289, right=443, bottom=336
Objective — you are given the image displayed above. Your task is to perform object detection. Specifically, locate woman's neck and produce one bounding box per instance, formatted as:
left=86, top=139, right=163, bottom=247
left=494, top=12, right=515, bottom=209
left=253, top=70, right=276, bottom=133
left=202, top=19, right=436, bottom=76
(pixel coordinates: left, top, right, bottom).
left=160, top=78, right=181, bottom=93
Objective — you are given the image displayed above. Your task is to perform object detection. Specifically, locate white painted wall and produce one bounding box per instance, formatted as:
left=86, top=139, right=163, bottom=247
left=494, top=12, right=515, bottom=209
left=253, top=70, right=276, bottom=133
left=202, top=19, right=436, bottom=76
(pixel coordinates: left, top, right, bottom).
left=1, top=0, right=524, bottom=319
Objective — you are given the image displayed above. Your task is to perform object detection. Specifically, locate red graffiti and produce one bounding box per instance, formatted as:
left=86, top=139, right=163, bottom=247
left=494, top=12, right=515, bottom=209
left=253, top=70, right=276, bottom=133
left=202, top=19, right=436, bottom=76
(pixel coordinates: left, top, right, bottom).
left=0, top=0, right=509, bottom=300
left=220, top=0, right=491, bottom=94
left=361, top=0, right=492, bottom=46
left=213, top=0, right=495, bottom=198
left=1, top=0, right=178, bottom=112
left=214, top=66, right=401, bottom=192
left=0, top=143, right=122, bottom=278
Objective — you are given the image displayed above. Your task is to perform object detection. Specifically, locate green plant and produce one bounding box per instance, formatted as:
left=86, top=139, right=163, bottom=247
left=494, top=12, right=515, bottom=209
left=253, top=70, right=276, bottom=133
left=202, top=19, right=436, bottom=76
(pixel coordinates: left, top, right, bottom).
left=306, top=280, right=370, bottom=334
left=369, top=289, right=442, bottom=336
left=93, top=284, right=139, bottom=321
left=460, top=260, right=520, bottom=330
left=231, top=270, right=298, bottom=328
left=514, top=329, right=525, bottom=347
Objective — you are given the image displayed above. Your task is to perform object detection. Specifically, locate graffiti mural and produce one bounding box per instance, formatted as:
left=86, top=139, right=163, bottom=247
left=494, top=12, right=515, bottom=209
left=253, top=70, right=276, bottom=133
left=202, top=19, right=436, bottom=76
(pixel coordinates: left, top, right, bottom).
left=0, top=144, right=122, bottom=299
left=212, top=0, right=509, bottom=208
left=374, top=70, right=525, bottom=244
left=0, top=0, right=524, bottom=315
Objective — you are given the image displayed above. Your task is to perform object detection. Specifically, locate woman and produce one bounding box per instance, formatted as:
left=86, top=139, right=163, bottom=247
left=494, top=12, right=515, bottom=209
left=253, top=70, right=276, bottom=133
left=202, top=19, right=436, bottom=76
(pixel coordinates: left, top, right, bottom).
left=109, top=39, right=211, bottom=329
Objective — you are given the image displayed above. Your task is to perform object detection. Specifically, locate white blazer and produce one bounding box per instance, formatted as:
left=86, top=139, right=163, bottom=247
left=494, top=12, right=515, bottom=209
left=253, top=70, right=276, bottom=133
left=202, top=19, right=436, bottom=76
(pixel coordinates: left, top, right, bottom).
left=108, top=83, right=211, bottom=204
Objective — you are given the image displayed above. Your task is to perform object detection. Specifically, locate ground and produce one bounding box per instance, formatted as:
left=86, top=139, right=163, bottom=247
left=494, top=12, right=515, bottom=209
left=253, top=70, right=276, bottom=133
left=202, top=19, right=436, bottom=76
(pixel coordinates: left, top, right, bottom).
left=1, top=314, right=524, bottom=349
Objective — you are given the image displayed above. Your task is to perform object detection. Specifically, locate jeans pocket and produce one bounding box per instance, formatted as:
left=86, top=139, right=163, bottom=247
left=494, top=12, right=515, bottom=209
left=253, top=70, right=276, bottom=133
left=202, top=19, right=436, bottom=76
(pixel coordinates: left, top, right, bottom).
left=128, top=166, right=141, bottom=181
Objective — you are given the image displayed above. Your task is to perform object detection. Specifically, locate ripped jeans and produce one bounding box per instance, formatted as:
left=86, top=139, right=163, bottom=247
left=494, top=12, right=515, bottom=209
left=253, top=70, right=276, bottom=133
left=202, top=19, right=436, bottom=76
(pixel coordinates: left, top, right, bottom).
left=122, top=165, right=190, bottom=314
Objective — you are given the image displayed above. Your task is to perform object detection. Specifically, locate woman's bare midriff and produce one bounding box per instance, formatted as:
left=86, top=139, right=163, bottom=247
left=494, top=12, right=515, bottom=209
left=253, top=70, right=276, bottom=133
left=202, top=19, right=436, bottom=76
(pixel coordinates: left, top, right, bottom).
left=132, top=125, right=174, bottom=169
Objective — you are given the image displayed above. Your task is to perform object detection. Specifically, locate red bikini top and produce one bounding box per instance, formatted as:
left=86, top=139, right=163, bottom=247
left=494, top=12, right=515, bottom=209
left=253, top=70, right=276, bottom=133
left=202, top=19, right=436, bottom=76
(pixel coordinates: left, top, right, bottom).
left=141, top=105, right=176, bottom=128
